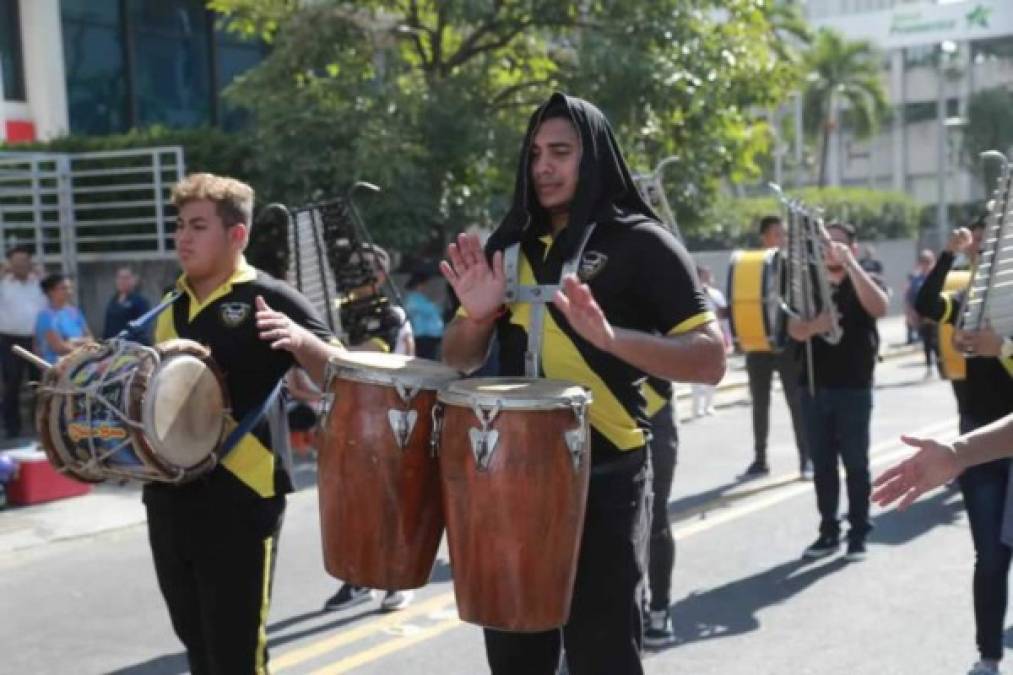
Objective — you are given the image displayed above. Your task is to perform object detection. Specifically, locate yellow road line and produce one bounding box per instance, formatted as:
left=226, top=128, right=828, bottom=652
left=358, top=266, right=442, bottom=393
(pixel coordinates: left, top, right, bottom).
left=306, top=617, right=464, bottom=675
left=278, top=416, right=957, bottom=672
left=273, top=593, right=457, bottom=670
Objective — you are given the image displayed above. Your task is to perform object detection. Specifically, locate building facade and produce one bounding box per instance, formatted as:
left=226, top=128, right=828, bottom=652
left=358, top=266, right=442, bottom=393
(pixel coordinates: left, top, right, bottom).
left=803, top=0, right=1013, bottom=215
left=0, top=0, right=265, bottom=142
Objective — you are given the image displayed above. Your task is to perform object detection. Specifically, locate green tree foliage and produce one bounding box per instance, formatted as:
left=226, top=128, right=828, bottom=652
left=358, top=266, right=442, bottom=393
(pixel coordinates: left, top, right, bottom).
left=963, top=87, right=1013, bottom=189
left=702, top=186, right=919, bottom=250
left=801, top=29, right=889, bottom=187
left=209, top=0, right=802, bottom=252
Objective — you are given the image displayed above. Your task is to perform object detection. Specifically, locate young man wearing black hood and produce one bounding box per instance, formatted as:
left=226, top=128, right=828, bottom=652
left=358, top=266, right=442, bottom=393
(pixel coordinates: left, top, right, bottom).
left=440, top=93, right=726, bottom=674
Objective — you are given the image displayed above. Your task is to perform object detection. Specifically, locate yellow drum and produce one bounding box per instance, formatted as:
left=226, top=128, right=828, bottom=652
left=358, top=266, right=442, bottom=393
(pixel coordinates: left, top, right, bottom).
left=728, top=249, right=787, bottom=353
left=939, top=270, right=971, bottom=381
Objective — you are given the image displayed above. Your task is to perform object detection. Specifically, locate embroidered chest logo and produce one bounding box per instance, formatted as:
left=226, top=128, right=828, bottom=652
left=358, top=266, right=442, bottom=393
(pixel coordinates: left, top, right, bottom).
left=578, top=251, right=608, bottom=282
left=219, top=302, right=251, bottom=328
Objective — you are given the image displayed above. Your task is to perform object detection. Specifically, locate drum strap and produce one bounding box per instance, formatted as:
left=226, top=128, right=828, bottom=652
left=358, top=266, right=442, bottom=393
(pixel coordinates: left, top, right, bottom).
left=504, top=224, right=596, bottom=377
left=220, top=379, right=285, bottom=458
left=117, top=290, right=184, bottom=340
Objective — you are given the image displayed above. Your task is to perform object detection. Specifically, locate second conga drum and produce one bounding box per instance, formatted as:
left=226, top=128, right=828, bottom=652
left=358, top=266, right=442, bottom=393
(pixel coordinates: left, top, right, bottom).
left=319, top=352, right=459, bottom=590
left=436, top=378, right=592, bottom=632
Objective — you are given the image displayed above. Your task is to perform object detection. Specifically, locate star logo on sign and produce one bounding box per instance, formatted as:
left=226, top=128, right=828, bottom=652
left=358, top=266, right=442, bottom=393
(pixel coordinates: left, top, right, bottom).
left=966, top=4, right=991, bottom=29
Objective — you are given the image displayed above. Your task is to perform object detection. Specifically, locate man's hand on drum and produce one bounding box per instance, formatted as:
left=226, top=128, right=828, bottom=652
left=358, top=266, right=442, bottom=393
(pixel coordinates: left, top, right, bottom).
left=872, top=434, right=962, bottom=510
left=439, top=233, right=506, bottom=322
left=553, top=274, right=615, bottom=352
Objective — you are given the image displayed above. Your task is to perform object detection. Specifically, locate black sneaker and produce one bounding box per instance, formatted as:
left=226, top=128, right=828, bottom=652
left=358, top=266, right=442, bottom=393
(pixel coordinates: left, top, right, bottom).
left=743, top=460, right=770, bottom=478
left=845, top=538, right=867, bottom=562
left=803, top=534, right=839, bottom=558
left=323, top=583, right=373, bottom=611
left=643, top=608, right=676, bottom=649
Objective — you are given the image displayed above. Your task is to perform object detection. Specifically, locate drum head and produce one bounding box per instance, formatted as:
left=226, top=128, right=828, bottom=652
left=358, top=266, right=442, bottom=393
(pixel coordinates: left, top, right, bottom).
left=437, top=377, right=591, bottom=410
left=142, top=354, right=225, bottom=468
left=327, top=351, right=459, bottom=390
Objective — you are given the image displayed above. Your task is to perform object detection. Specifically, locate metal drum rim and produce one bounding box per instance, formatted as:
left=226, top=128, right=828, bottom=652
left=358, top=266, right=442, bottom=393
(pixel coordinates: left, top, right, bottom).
left=437, top=377, right=593, bottom=410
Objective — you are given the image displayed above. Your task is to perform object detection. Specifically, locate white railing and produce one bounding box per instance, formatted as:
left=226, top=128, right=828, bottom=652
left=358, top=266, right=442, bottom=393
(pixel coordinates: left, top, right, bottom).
left=0, top=147, right=184, bottom=273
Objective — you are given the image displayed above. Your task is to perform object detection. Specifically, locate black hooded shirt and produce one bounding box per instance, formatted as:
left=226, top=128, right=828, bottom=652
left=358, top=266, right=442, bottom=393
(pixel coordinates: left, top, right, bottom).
left=477, top=93, right=712, bottom=464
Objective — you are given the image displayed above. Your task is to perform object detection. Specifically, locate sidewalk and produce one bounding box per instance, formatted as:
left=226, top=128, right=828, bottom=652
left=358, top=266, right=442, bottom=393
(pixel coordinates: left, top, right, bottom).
left=0, top=315, right=919, bottom=557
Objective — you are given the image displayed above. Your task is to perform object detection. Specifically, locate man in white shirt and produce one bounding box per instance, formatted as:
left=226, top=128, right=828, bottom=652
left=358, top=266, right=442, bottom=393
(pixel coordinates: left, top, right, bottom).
left=0, top=246, right=47, bottom=439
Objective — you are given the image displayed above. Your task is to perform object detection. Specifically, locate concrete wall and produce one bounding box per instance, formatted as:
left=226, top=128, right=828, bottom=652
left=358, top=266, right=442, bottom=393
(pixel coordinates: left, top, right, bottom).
left=71, top=260, right=180, bottom=336
left=694, top=237, right=918, bottom=316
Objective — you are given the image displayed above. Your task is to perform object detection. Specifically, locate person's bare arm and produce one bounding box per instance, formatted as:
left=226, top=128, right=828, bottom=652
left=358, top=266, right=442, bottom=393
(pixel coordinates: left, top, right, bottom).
left=552, top=275, right=726, bottom=385
left=874, top=413, right=1013, bottom=510
left=830, top=242, right=888, bottom=318
left=442, top=316, right=497, bottom=373
left=255, top=296, right=342, bottom=385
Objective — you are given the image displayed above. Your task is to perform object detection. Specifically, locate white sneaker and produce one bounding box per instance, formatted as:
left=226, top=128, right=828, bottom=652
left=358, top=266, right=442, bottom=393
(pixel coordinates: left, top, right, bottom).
left=380, top=589, right=414, bottom=612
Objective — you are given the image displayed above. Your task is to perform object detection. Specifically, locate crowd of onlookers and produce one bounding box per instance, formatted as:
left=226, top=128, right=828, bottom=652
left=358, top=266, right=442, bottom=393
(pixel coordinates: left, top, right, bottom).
left=0, top=245, right=152, bottom=441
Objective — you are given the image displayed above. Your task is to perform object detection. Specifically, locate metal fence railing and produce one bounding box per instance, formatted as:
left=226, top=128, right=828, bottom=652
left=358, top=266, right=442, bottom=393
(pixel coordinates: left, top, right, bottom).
left=0, top=147, right=185, bottom=277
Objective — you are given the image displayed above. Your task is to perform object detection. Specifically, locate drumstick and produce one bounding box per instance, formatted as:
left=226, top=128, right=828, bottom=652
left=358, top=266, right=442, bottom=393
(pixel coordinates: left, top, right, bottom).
left=12, top=345, right=52, bottom=372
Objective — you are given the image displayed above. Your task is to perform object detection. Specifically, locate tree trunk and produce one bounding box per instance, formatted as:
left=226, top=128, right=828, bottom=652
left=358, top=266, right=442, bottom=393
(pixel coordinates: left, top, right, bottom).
left=818, top=121, right=830, bottom=188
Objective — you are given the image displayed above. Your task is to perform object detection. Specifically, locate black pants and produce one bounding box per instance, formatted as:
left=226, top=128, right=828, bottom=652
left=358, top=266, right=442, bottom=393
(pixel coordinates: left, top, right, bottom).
left=958, top=414, right=1012, bottom=661
left=647, top=401, right=678, bottom=612
left=0, top=334, right=35, bottom=437
left=483, top=453, right=650, bottom=675
left=800, top=387, right=873, bottom=539
left=918, top=322, right=938, bottom=368
left=144, top=485, right=285, bottom=675
left=745, top=349, right=809, bottom=467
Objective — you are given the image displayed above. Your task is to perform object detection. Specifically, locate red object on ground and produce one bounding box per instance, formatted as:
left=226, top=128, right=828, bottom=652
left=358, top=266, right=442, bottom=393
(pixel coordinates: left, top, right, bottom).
left=5, top=120, right=36, bottom=143
left=6, top=454, right=91, bottom=506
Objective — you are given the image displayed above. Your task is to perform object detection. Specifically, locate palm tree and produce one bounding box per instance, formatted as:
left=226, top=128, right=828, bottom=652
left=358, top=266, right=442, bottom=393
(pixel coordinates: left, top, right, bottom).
left=802, top=29, right=889, bottom=187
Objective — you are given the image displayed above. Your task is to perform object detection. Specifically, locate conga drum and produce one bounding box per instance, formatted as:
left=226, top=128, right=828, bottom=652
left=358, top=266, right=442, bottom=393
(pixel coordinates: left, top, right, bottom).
left=319, top=352, right=459, bottom=590
left=36, top=339, right=229, bottom=484
left=940, top=270, right=971, bottom=381
left=728, top=248, right=788, bottom=353
left=436, top=378, right=592, bottom=632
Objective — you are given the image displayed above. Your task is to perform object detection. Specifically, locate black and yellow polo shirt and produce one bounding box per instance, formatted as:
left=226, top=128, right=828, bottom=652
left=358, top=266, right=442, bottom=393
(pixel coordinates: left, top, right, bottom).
left=145, top=258, right=333, bottom=502
left=486, top=221, right=712, bottom=465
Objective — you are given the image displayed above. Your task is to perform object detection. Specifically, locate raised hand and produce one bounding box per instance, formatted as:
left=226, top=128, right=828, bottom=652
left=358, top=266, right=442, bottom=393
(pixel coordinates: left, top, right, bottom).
left=872, top=435, right=961, bottom=510
left=946, top=227, right=973, bottom=255
left=256, top=295, right=311, bottom=352
left=552, top=274, right=615, bottom=351
left=439, top=233, right=506, bottom=321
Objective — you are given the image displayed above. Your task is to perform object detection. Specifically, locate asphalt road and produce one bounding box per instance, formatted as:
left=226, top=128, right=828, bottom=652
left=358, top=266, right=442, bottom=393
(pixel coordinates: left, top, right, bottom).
left=1, top=352, right=993, bottom=675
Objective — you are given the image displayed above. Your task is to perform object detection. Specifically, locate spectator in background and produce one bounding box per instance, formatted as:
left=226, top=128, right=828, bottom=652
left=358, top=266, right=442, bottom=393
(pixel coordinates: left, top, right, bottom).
left=0, top=246, right=47, bottom=439
left=904, top=249, right=936, bottom=348
left=404, top=272, right=445, bottom=360
left=35, top=273, right=91, bottom=365
left=102, top=267, right=151, bottom=342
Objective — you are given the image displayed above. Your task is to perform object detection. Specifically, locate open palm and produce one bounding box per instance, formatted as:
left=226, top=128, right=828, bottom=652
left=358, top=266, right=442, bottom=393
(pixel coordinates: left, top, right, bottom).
left=439, top=233, right=506, bottom=321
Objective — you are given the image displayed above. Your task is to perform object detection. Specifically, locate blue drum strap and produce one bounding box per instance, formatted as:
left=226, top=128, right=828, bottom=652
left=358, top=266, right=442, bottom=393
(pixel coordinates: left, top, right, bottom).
left=117, top=290, right=184, bottom=340
left=220, top=379, right=285, bottom=459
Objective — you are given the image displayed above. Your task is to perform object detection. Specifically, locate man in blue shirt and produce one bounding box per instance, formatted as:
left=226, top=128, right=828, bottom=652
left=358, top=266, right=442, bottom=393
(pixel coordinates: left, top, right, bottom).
left=102, top=267, right=151, bottom=342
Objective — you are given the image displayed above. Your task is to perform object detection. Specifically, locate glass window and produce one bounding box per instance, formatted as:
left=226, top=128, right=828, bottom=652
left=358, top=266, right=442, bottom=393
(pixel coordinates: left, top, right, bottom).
left=0, top=0, right=25, bottom=101
left=129, top=0, right=212, bottom=128
left=217, top=29, right=266, bottom=131
left=61, top=0, right=128, bottom=134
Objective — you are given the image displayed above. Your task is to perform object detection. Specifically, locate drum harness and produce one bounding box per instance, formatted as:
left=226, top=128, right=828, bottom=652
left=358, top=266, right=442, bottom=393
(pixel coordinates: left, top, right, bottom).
left=461, top=224, right=597, bottom=471
left=45, top=289, right=284, bottom=482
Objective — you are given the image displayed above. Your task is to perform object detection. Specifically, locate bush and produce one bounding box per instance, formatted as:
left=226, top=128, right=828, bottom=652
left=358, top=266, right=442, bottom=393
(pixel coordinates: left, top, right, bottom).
left=691, top=186, right=921, bottom=250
